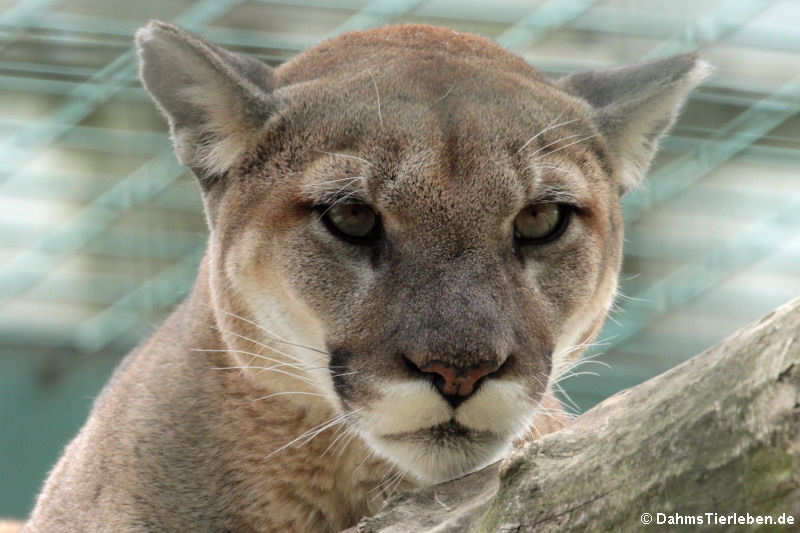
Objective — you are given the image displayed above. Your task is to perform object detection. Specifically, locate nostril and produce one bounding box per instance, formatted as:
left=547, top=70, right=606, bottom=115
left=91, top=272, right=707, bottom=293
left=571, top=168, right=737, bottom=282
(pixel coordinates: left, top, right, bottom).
left=402, top=353, right=418, bottom=372
left=419, top=361, right=499, bottom=399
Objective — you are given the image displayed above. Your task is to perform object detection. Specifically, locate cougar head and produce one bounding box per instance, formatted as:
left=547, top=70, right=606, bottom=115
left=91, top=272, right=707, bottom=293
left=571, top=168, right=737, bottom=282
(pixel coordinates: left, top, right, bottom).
left=136, top=22, right=709, bottom=484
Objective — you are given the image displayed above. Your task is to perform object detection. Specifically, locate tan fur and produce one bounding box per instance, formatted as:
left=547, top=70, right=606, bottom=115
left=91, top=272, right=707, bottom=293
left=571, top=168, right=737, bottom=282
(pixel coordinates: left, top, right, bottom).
left=23, top=22, right=708, bottom=532
left=0, top=521, right=23, bottom=533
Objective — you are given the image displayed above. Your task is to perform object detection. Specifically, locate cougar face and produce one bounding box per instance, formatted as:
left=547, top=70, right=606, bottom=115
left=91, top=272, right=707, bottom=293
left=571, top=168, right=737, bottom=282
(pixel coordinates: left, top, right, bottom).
left=137, top=22, right=708, bottom=485
left=213, top=68, right=614, bottom=483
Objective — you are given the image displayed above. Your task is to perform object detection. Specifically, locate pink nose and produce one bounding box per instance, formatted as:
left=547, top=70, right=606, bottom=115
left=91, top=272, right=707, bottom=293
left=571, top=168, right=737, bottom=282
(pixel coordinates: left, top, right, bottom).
left=419, top=361, right=497, bottom=397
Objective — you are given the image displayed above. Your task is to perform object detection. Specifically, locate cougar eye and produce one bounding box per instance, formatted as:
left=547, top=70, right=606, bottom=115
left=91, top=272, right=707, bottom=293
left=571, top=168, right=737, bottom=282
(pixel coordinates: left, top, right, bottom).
left=514, top=203, right=571, bottom=244
left=320, top=202, right=381, bottom=244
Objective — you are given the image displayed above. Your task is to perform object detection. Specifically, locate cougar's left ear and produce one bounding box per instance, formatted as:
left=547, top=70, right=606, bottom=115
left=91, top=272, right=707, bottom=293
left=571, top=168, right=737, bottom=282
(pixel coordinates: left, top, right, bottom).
left=557, top=54, right=711, bottom=194
left=135, top=20, right=277, bottom=187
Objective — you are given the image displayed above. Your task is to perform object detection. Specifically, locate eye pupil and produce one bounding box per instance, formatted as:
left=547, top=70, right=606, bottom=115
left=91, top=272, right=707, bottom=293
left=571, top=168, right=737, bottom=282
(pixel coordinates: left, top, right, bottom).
left=321, top=203, right=380, bottom=243
left=514, top=203, right=570, bottom=244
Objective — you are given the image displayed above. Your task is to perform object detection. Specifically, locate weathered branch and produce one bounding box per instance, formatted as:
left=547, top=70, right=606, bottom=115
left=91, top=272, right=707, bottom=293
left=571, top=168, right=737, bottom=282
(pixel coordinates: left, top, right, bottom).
left=348, top=296, right=800, bottom=532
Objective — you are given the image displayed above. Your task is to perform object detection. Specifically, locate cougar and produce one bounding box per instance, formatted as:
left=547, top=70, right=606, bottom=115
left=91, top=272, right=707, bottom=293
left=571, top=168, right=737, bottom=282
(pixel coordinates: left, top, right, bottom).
left=19, top=21, right=709, bottom=533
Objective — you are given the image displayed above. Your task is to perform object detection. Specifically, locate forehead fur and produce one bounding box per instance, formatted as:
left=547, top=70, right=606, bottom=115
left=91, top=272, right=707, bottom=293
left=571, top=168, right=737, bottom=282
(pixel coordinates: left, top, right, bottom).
left=276, top=24, right=546, bottom=86
left=265, top=26, right=599, bottom=188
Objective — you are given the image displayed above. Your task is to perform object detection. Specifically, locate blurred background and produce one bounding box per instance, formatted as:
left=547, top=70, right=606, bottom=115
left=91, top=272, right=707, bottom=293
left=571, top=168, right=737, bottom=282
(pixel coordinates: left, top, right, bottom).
left=1, top=0, right=799, bottom=519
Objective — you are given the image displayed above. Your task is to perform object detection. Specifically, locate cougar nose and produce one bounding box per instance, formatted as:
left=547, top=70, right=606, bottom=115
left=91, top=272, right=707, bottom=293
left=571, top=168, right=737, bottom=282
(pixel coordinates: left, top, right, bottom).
left=418, top=361, right=498, bottom=405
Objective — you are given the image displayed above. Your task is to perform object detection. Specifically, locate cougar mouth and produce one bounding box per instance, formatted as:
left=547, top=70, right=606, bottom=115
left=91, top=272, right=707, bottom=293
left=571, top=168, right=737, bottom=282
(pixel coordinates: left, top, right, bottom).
left=365, top=420, right=511, bottom=484
left=382, top=420, right=493, bottom=442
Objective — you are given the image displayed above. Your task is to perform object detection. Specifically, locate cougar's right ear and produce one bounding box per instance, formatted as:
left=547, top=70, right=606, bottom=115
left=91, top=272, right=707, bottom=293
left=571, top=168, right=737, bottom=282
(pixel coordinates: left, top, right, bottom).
left=557, top=54, right=710, bottom=195
left=135, top=20, right=277, bottom=188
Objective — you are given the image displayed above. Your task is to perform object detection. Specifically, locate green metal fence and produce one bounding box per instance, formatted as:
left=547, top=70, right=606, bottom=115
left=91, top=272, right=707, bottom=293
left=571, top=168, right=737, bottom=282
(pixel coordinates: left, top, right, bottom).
left=1, top=0, right=799, bottom=519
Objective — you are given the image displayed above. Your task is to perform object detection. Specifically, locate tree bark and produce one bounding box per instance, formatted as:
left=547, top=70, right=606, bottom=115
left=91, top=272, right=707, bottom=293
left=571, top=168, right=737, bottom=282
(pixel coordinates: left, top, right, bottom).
left=347, top=296, right=800, bottom=532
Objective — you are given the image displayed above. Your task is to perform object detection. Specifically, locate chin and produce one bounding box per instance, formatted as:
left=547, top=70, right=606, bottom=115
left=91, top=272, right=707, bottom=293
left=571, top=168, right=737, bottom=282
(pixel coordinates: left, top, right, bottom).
left=362, top=422, right=514, bottom=484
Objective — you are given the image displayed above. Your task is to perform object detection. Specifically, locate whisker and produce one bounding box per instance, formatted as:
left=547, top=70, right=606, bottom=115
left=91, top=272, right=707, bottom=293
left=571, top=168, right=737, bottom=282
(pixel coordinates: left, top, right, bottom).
left=320, top=190, right=362, bottom=217
left=265, top=409, right=361, bottom=460
left=551, top=382, right=581, bottom=414
left=217, top=309, right=330, bottom=358
left=370, top=464, right=402, bottom=499
left=516, top=115, right=579, bottom=154
left=527, top=392, right=576, bottom=423
left=199, top=350, right=318, bottom=386
left=385, top=470, right=406, bottom=498
left=335, top=428, right=360, bottom=458
left=211, top=326, right=324, bottom=368
left=309, top=175, right=368, bottom=203
left=533, top=133, right=600, bottom=160
left=534, top=407, right=570, bottom=417
left=435, top=84, right=455, bottom=103
left=194, top=348, right=313, bottom=373
left=253, top=391, right=328, bottom=401
left=535, top=407, right=577, bottom=422
left=354, top=448, right=376, bottom=474
left=552, top=338, right=612, bottom=368
left=527, top=132, right=586, bottom=159
left=530, top=163, right=572, bottom=175
left=258, top=366, right=317, bottom=386
left=330, top=370, right=359, bottom=378
left=212, top=365, right=275, bottom=371
left=563, top=358, right=612, bottom=372
left=296, top=410, right=360, bottom=447
left=320, top=424, right=353, bottom=458
left=315, top=150, right=375, bottom=167
left=528, top=371, right=548, bottom=390
left=368, top=71, right=383, bottom=127
left=552, top=370, right=601, bottom=385
left=616, top=291, right=647, bottom=303
left=306, top=175, right=365, bottom=189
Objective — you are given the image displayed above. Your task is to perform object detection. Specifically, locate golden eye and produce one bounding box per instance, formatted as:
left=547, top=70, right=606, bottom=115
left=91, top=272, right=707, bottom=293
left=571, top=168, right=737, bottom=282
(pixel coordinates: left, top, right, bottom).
left=321, top=203, right=380, bottom=243
left=513, top=203, right=571, bottom=244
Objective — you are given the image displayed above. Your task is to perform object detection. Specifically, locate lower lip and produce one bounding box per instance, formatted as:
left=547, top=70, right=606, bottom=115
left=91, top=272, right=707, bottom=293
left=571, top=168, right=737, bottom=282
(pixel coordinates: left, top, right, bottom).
left=384, top=420, right=489, bottom=441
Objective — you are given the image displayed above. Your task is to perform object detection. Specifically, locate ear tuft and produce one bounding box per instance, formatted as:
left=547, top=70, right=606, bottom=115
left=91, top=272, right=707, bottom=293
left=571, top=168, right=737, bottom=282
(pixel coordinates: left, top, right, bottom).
left=558, top=54, right=712, bottom=194
left=135, top=21, right=277, bottom=185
